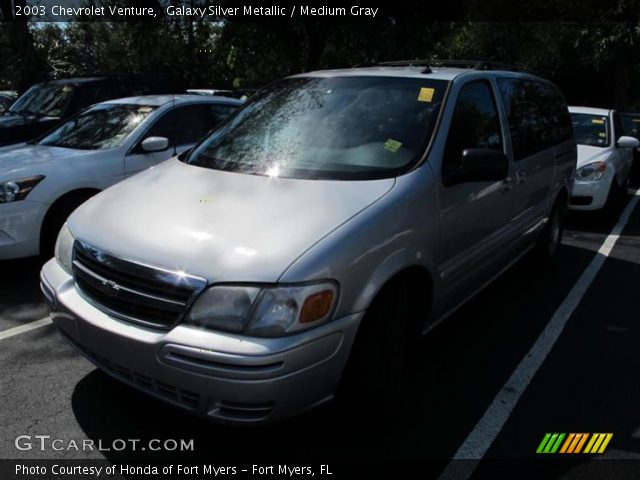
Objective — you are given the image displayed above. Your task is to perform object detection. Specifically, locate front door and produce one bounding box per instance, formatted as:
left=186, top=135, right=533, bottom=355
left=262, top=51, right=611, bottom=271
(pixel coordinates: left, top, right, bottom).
left=436, top=79, right=517, bottom=312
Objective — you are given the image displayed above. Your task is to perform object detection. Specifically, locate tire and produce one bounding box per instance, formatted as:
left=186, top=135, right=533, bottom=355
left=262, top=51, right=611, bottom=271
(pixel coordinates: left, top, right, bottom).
left=603, top=176, right=626, bottom=215
left=534, top=197, right=566, bottom=261
left=40, top=194, right=94, bottom=259
left=338, top=281, right=410, bottom=424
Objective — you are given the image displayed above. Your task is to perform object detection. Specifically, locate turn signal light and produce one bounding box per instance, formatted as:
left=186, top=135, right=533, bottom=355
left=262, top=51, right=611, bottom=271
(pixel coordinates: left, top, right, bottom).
left=299, top=290, right=334, bottom=324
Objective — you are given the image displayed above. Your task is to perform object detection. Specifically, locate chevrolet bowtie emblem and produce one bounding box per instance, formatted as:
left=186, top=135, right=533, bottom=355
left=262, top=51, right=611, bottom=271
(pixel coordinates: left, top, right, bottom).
left=101, top=279, right=121, bottom=297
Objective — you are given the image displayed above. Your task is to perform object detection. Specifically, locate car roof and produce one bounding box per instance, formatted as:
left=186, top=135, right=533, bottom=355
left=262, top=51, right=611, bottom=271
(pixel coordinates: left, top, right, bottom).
left=290, top=66, right=547, bottom=82
left=569, top=106, right=611, bottom=116
left=40, top=77, right=107, bottom=85
left=100, top=94, right=243, bottom=107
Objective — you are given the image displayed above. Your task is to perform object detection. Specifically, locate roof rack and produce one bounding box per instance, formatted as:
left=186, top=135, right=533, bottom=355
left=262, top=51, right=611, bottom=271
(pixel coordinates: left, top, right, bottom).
left=376, top=59, right=530, bottom=74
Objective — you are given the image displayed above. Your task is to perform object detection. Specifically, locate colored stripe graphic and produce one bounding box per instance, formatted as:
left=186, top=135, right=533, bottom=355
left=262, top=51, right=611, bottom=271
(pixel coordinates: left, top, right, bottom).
left=559, top=433, right=575, bottom=453
left=598, top=433, right=613, bottom=453
left=536, top=433, right=565, bottom=453
left=574, top=434, right=589, bottom=453
left=537, top=433, right=613, bottom=454
left=536, top=433, right=551, bottom=453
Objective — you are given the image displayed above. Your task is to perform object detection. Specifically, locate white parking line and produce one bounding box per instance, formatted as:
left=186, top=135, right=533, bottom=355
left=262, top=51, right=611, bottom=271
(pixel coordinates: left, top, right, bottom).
left=439, top=189, right=640, bottom=479
left=0, top=317, right=52, bottom=341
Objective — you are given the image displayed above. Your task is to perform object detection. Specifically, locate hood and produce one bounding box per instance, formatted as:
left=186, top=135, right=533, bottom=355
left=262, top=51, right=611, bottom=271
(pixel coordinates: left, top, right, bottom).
left=577, top=144, right=612, bottom=169
left=0, top=144, right=97, bottom=180
left=69, top=159, right=395, bottom=283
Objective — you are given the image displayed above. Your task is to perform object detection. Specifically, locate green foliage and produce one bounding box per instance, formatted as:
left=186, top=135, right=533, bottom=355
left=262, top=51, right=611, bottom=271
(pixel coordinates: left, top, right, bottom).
left=0, top=14, right=639, bottom=109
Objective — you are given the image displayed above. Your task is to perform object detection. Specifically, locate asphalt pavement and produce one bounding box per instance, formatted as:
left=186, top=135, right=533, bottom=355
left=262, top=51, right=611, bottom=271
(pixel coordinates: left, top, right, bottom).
left=2, top=184, right=640, bottom=479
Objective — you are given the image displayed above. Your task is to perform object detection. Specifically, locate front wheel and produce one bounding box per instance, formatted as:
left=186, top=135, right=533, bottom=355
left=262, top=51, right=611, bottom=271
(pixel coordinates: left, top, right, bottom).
left=534, top=198, right=566, bottom=261
left=338, top=281, right=410, bottom=424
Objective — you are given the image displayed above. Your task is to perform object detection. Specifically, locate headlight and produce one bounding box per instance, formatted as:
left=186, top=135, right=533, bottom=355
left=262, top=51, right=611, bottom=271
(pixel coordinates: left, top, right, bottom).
left=185, top=282, right=338, bottom=337
left=54, top=224, right=75, bottom=273
left=0, top=176, right=44, bottom=202
left=576, top=162, right=606, bottom=181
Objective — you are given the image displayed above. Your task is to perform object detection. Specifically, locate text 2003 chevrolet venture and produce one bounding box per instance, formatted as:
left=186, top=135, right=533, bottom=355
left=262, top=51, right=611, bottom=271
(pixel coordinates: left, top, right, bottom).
left=41, top=62, right=576, bottom=424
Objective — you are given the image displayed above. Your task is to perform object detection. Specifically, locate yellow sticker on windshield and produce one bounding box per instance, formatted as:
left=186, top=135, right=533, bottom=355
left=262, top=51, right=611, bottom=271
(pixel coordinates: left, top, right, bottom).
left=384, top=139, right=402, bottom=152
left=592, top=119, right=604, bottom=124
left=418, top=87, right=435, bottom=102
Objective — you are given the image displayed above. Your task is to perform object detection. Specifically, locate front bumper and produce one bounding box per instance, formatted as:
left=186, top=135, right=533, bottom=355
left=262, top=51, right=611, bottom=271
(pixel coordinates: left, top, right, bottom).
left=40, top=259, right=362, bottom=425
left=569, top=175, right=613, bottom=211
left=0, top=200, right=47, bottom=259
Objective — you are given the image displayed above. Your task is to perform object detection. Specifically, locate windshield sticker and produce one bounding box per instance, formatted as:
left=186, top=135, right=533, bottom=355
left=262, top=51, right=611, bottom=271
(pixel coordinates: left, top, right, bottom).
left=384, top=138, right=402, bottom=152
left=592, top=118, right=604, bottom=124
left=62, top=86, right=73, bottom=92
left=633, top=118, right=640, bottom=123
left=138, top=106, right=153, bottom=113
left=417, top=87, right=435, bottom=102
left=598, top=132, right=606, bottom=137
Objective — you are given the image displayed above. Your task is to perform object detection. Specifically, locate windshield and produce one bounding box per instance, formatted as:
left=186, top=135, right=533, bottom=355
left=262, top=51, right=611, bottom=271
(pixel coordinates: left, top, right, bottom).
left=9, top=84, right=75, bottom=118
left=38, top=103, right=157, bottom=150
left=187, top=76, right=448, bottom=180
left=570, top=113, right=610, bottom=147
left=620, top=114, right=640, bottom=140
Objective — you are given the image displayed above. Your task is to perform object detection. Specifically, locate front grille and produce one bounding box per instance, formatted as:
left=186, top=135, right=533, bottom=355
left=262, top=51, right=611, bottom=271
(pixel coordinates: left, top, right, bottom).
left=72, top=241, right=207, bottom=330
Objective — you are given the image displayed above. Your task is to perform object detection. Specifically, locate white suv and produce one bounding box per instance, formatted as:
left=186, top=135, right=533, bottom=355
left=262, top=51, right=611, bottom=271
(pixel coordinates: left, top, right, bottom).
left=569, top=106, right=639, bottom=210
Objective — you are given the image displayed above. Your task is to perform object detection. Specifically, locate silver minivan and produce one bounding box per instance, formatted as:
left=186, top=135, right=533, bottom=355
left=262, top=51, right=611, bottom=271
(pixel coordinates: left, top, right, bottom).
left=41, top=62, right=576, bottom=424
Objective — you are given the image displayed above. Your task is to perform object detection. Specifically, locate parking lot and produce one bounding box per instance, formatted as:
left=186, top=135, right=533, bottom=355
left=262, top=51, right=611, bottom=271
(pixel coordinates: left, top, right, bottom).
left=2, top=178, right=640, bottom=478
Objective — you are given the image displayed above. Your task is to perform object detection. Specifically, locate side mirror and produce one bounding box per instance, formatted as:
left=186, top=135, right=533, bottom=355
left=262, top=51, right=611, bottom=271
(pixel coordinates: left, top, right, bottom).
left=141, top=136, right=169, bottom=153
left=445, top=148, right=510, bottom=186
left=617, top=136, right=640, bottom=149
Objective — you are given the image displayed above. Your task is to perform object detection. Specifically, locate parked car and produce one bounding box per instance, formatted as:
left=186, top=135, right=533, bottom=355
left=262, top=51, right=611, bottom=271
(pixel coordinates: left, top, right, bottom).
left=0, top=94, right=241, bottom=260
left=42, top=62, right=575, bottom=425
left=620, top=112, right=640, bottom=181
left=0, top=91, right=17, bottom=114
left=187, top=89, right=254, bottom=101
left=568, top=106, right=639, bottom=210
left=0, top=75, right=184, bottom=147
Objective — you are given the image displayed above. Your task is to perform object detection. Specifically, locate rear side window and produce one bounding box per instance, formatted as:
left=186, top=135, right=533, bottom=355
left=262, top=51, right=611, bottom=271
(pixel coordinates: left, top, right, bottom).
left=497, top=79, right=572, bottom=161
left=145, top=104, right=223, bottom=146
left=533, top=82, right=573, bottom=146
left=207, top=104, right=238, bottom=125
left=443, top=81, right=503, bottom=183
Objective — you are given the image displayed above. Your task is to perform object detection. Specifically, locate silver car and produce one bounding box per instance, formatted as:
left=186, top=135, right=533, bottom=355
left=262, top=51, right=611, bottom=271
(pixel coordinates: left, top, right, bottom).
left=41, top=63, right=576, bottom=424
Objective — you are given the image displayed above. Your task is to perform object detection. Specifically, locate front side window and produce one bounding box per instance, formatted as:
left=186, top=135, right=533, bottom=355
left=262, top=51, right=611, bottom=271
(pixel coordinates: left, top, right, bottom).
left=570, top=113, right=610, bottom=147
left=620, top=114, right=640, bottom=140
left=9, top=84, right=75, bottom=118
left=443, top=81, right=503, bottom=184
left=186, top=76, right=448, bottom=180
left=144, top=104, right=236, bottom=147
left=38, top=103, right=157, bottom=150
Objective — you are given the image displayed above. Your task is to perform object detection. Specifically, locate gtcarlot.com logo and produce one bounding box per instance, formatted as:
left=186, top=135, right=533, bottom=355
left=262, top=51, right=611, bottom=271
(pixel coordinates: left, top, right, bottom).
left=536, top=433, right=613, bottom=454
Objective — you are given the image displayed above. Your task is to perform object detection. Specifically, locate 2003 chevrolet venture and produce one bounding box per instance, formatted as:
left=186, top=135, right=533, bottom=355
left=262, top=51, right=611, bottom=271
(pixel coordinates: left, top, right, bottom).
left=41, top=61, right=576, bottom=424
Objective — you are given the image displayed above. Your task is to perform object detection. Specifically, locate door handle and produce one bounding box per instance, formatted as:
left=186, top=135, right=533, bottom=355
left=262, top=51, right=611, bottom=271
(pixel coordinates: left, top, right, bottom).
left=517, top=170, right=527, bottom=184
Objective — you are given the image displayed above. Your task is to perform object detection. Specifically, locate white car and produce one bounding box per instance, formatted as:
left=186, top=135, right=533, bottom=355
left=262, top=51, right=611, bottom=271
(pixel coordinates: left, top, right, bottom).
left=569, top=106, right=640, bottom=210
left=0, top=94, right=241, bottom=259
